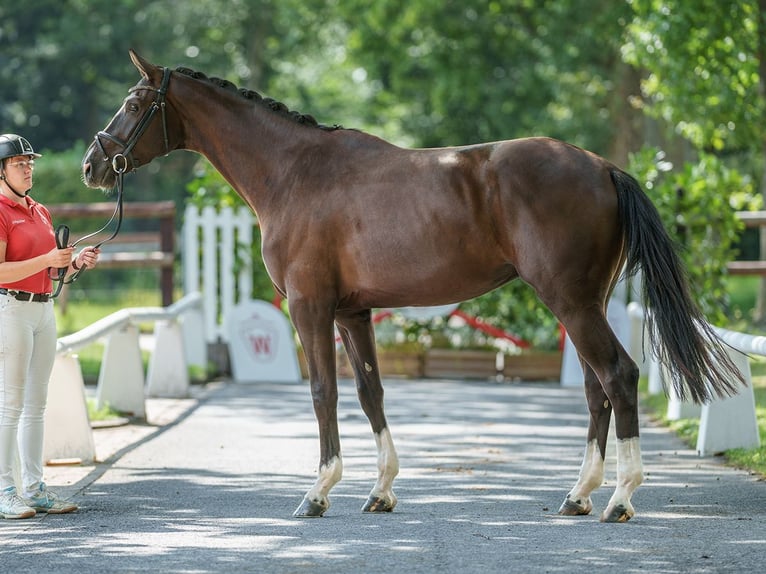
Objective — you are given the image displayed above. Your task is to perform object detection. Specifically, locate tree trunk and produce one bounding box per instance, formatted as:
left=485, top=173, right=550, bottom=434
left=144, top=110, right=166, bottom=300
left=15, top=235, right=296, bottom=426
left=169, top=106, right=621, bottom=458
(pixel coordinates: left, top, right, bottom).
left=754, top=0, right=766, bottom=322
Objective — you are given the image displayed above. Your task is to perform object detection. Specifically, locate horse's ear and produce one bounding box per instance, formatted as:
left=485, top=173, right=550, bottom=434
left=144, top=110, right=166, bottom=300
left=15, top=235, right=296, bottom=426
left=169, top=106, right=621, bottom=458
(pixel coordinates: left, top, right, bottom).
left=129, top=49, right=161, bottom=82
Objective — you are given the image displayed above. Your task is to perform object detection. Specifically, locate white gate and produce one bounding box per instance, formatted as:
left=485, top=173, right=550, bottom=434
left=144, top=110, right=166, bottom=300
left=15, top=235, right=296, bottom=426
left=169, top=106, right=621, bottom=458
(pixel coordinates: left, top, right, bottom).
left=183, top=205, right=258, bottom=343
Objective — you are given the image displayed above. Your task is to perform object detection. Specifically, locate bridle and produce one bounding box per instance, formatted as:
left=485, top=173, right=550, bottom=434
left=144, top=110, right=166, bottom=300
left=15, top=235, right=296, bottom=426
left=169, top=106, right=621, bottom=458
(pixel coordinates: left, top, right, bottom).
left=49, top=67, right=172, bottom=297
left=94, top=66, right=172, bottom=174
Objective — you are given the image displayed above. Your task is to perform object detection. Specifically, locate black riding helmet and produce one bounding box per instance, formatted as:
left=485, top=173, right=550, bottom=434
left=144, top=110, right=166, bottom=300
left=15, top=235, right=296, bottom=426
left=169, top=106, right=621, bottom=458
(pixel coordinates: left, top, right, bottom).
left=0, top=134, right=42, bottom=161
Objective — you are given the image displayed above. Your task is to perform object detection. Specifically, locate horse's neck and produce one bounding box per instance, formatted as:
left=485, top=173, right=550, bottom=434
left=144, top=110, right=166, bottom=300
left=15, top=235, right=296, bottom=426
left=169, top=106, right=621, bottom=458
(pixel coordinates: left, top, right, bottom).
left=176, top=90, right=315, bottom=215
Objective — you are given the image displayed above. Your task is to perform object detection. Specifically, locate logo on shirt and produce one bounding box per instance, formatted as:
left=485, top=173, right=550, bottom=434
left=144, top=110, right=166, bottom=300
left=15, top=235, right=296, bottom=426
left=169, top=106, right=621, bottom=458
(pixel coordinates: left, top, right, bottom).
left=12, top=219, right=26, bottom=225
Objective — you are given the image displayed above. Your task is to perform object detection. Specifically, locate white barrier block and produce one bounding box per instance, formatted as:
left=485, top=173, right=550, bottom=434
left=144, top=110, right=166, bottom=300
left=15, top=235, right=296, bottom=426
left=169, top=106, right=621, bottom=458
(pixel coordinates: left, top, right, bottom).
left=655, top=350, right=702, bottom=419
left=560, top=334, right=582, bottom=387
left=146, top=319, right=190, bottom=398
left=626, top=302, right=649, bottom=376
left=43, top=354, right=95, bottom=463
left=560, top=297, right=631, bottom=386
left=227, top=299, right=302, bottom=383
left=666, top=386, right=702, bottom=420
left=180, top=305, right=207, bottom=370
left=97, top=324, right=146, bottom=418
left=647, top=354, right=664, bottom=395
left=697, top=348, right=760, bottom=456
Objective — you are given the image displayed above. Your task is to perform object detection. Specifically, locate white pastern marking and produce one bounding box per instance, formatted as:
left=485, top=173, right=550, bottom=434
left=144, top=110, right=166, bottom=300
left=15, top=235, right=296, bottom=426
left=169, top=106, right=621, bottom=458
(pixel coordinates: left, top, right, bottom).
left=305, top=455, right=343, bottom=508
left=370, top=428, right=399, bottom=502
left=566, top=439, right=604, bottom=508
left=607, top=437, right=643, bottom=514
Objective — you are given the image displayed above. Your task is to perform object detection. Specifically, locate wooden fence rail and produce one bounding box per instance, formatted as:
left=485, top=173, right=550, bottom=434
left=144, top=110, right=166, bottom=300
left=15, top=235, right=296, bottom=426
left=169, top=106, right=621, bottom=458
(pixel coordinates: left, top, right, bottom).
left=728, top=211, right=766, bottom=276
left=48, top=201, right=176, bottom=305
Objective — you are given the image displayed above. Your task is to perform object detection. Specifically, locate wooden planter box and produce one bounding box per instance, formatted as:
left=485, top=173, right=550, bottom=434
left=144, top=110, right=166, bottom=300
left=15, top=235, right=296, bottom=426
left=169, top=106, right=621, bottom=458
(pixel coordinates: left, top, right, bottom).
left=424, top=349, right=500, bottom=379
left=503, top=351, right=562, bottom=381
left=335, top=348, right=425, bottom=378
left=305, top=347, right=563, bottom=382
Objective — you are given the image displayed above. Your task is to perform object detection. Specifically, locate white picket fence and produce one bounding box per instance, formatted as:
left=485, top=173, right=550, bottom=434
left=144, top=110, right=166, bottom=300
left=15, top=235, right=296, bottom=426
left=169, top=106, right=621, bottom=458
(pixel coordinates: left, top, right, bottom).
left=183, top=205, right=258, bottom=344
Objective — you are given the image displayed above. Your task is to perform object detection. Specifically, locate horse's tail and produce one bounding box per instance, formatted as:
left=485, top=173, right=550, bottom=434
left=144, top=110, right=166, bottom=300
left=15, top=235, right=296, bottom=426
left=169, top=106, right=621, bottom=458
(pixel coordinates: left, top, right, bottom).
left=611, top=168, right=744, bottom=403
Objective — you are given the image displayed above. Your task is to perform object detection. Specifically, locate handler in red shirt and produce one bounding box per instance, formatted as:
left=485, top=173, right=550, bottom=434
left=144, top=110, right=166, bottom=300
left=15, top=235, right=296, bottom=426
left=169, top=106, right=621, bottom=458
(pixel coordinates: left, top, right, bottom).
left=0, top=134, right=100, bottom=519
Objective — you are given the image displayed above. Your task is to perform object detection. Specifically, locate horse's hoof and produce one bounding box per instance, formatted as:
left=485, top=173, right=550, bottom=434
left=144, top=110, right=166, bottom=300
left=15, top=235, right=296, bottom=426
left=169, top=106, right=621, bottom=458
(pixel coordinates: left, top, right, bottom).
left=558, top=497, right=592, bottom=516
left=293, top=497, right=327, bottom=518
left=362, top=495, right=395, bottom=513
left=600, top=504, right=633, bottom=523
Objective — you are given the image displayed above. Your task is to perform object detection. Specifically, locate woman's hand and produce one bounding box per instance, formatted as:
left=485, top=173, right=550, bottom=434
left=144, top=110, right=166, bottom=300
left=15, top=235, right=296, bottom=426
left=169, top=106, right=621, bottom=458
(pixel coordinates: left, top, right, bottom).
left=47, top=245, right=74, bottom=269
left=74, top=247, right=100, bottom=270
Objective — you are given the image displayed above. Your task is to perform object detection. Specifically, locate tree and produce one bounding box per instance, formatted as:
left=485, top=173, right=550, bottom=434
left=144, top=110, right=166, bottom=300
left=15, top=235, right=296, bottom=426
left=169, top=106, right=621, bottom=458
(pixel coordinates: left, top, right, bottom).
left=623, top=0, right=766, bottom=319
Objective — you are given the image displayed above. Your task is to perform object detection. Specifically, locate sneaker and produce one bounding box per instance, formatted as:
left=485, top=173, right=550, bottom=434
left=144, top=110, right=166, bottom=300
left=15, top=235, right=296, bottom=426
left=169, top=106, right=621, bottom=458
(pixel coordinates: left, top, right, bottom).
left=24, top=482, right=77, bottom=514
left=0, top=486, right=36, bottom=519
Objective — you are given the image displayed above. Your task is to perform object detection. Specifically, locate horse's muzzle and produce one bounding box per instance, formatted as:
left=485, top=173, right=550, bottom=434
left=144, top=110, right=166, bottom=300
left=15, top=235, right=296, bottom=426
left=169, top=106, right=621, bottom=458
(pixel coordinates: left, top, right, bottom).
left=81, top=146, right=117, bottom=190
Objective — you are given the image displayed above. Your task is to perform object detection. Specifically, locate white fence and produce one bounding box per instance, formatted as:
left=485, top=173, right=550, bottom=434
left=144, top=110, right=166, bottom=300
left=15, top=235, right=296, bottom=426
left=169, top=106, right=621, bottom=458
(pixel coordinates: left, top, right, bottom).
left=42, top=292, right=206, bottom=464
left=625, top=303, right=761, bottom=456
left=183, top=205, right=258, bottom=344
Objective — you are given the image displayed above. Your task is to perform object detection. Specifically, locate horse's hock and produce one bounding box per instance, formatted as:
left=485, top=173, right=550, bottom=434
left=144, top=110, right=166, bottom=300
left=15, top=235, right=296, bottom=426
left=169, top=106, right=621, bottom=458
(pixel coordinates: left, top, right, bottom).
left=48, top=201, right=176, bottom=306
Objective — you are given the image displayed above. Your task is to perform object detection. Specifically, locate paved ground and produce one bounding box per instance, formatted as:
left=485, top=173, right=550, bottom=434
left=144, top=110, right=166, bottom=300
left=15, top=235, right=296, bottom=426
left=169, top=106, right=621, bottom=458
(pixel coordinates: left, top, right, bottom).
left=1, top=378, right=764, bottom=573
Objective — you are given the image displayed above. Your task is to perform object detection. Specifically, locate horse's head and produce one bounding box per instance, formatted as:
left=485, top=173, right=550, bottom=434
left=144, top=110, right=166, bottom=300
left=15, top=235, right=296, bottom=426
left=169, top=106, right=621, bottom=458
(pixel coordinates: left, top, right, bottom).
left=82, top=50, right=180, bottom=190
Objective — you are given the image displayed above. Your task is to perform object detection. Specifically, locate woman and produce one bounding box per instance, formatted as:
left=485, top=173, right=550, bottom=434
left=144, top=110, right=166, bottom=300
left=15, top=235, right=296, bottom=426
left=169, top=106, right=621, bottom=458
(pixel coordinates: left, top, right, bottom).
left=0, top=134, right=100, bottom=519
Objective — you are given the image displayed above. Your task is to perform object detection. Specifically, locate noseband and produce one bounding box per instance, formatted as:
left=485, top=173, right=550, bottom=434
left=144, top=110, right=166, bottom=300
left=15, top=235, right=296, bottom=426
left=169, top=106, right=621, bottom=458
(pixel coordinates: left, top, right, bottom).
left=94, top=66, right=172, bottom=173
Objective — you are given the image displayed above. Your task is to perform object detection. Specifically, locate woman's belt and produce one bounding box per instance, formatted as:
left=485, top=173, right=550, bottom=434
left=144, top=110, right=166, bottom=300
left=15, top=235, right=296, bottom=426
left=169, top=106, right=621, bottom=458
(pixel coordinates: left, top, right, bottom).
left=0, top=288, right=52, bottom=302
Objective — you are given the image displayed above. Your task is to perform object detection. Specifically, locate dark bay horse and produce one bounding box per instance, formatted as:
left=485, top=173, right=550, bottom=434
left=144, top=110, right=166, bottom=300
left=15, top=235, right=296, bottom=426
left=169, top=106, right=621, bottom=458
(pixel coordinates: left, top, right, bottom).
left=82, top=50, right=744, bottom=522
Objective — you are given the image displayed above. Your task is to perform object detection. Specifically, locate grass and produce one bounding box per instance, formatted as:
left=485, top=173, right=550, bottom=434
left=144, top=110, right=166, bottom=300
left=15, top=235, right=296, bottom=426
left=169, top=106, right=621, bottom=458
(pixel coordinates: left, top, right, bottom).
left=86, top=397, right=124, bottom=421
left=639, top=371, right=766, bottom=478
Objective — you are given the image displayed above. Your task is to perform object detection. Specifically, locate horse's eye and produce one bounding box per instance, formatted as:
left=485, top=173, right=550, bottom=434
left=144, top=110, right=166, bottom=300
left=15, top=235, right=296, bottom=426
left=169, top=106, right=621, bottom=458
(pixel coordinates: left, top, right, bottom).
left=127, top=103, right=140, bottom=113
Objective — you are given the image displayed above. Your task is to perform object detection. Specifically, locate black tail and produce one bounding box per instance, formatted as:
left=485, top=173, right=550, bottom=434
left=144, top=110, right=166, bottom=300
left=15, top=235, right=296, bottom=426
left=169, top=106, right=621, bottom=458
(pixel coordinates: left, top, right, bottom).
left=611, top=169, right=744, bottom=403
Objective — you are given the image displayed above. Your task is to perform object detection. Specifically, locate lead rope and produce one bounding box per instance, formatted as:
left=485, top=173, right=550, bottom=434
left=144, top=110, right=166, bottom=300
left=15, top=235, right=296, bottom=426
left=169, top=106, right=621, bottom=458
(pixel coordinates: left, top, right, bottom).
left=49, top=158, right=126, bottom=298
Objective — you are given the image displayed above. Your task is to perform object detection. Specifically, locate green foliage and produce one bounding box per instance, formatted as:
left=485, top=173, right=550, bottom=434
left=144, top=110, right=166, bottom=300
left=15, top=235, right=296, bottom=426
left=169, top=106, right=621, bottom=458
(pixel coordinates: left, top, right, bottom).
left=628, top=147, right=759, bottom=323
left=623, top=0, right=764, bottom=153
left=185, top=161, right=276, bottom=303
left=86, top=398, right=123, bottom=422
left=459, top=285, right=561, bottom=351
left=185, top=158, right=247, bottom=209
left=27, top=141, right=92, bottom=205
left=331, top=0, right=632, bottom=152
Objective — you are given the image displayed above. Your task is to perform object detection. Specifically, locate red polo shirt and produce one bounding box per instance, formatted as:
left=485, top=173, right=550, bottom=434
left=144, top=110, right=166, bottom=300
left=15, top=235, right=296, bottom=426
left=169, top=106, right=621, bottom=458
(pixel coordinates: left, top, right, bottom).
left=0, top=194, right=56, bottom=293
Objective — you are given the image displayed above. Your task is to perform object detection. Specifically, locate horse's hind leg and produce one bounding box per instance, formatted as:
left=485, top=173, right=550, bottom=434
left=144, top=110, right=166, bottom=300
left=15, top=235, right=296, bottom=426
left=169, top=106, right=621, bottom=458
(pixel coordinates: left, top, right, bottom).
left=559, top=361, right=611, bottom=516
left=561, top=311, right=643, bottom=522
left=336, top=309, right=399, bottom=513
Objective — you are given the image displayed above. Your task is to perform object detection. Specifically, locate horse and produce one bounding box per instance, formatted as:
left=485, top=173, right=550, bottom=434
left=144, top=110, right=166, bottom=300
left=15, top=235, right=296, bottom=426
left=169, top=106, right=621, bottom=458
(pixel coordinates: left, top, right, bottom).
left=82, top=50, right=744, bottom=523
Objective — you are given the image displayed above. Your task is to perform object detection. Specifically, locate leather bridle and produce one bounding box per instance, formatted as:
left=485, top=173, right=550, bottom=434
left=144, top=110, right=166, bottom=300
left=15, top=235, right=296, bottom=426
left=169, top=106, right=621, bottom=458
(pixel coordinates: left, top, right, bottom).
left=49, top=67, right=172, bottom=297
left=94, top=66, right=172, bottom=174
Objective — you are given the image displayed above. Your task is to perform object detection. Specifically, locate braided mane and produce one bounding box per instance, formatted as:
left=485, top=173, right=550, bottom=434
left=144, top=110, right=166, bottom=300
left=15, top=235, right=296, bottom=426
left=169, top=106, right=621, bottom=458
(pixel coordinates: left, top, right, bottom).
left=174, top=67, right=343, bottom=131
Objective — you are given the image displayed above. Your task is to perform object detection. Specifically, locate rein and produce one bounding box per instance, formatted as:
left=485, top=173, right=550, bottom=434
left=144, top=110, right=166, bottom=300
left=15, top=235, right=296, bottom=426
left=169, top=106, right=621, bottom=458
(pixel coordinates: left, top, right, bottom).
left=49, top=67, right=171, bottom=298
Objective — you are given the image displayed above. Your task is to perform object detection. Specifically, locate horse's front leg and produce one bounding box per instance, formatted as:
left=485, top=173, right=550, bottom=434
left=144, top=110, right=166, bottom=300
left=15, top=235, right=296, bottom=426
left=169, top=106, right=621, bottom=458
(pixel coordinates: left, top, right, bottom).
left=289, top=297, right=342, bottom=518
left=559, top=361, right=610, bottom=517
left=336, top=309, right=399, bottom=513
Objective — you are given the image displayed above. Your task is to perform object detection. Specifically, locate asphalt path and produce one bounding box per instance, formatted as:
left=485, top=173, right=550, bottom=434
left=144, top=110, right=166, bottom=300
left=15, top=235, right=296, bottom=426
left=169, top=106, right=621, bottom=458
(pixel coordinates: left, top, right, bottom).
left=1, top=378, right=764, bottom=573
